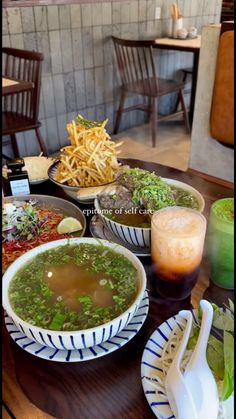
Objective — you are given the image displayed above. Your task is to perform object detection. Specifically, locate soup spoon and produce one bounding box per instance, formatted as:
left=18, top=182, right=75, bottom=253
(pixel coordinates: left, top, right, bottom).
left=183, top=300, right=219, bottom=419
left=165, top=310, right=198, bottom=419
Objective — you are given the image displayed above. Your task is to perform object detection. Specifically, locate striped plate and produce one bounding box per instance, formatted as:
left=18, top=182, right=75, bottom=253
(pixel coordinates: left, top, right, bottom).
left=5, top=291, right=149, bottom=363
left=141, top=310, right=198, bottom=419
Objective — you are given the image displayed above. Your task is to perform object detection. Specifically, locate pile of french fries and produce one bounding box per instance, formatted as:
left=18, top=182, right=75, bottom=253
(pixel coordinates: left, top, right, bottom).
left=55, top=116, right=123, bottom=187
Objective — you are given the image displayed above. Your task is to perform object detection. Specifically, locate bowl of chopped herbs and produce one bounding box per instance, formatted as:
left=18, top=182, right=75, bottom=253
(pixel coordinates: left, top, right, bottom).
left=95, top=168, right=205, bottom=249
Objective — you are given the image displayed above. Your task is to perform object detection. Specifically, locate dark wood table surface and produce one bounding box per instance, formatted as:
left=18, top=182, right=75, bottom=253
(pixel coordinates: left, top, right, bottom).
left=2, top=77, right=34, bottom=96
left=2, top=159, right=234, bottom=419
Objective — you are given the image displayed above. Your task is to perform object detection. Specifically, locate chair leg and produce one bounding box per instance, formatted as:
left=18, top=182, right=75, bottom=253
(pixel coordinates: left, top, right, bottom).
left=35, top=128, right=48, bottom=157
left=10, top=134, right=20, bottom=158
left=114, top=90, right=126, bottom=134
left=151, top=97, right=157, bottom=148
left=174, top=92, right=181, bottom=113
left=147, top=97, right=152, bottom=123
left=179, top=89, right=190, bottom=134
left=174, top=71, right=189, bottom=112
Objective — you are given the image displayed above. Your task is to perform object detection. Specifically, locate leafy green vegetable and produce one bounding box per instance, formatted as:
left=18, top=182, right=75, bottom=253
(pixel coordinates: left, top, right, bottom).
left=228, top=299, right=234, bottom=313
left=172, top=187, right=199, bottom=209
left=76, top=114, right=106, bottom=129
left=207, top=335, right=224, bottom=381
left=120, top=168, right=175, bottom=210
left=222, top=330, right=234, bottom=401
left=118, top=168, right=199, bottom=211
left=3, top=201, right=46, bottom=241
left=212, top=308, right=234, bottom=331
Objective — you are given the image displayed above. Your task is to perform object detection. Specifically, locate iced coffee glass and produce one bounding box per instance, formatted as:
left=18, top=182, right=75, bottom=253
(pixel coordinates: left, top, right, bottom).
left=151, top=207, right=207, bottom=300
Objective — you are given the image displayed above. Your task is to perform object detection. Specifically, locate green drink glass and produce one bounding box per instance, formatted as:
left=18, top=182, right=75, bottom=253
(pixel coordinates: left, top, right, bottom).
left=207, top=198, right=234, bottom=289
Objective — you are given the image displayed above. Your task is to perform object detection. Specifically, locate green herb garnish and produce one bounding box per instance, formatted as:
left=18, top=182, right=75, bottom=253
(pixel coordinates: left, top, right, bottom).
left=76, top=114, right=106, bottom=129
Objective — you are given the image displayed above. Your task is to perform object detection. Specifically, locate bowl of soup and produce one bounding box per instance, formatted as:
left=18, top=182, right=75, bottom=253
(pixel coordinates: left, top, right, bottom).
left=94, top=177, right=205, bottom=249
left=2, top=238, right=147, bottom=350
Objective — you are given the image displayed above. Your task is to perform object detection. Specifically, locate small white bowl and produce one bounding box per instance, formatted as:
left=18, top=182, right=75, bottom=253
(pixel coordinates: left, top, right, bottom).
left=177, top=28, right=188, bottom=39
left=94, top=178, right=205, bottom=249
left=2, top=237, right=147, bottom=350
left=188, top=27, right=198, bottom=38
left=3, top=156, right=55, bottom=185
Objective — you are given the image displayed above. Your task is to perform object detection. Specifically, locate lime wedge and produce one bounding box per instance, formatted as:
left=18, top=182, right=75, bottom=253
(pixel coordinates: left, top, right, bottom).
left=57, top=217, right=83, bottom=234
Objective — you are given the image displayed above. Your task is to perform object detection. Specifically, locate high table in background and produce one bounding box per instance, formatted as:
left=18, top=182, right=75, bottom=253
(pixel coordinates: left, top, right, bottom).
left=2, top=159, right=233, bottom=419
left=153, top=36, right=201, bottom=126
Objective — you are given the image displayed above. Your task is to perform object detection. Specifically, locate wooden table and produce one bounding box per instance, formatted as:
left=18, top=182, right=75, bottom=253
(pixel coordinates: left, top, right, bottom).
left=153, top=36, right=201, bottom=126
left=2, top=77, right=34, bottom=96
left=3, top=159, right=234, bottom=419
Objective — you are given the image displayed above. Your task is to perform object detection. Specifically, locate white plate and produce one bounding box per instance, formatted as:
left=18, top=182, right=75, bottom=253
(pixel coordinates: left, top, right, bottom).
left=141, top=310, right=198, bottom=418
left=142, top=307, right=234, bottom=419
left=5, top=291, right=149, bottom=363
left=90, top=215, right=151, bottom=257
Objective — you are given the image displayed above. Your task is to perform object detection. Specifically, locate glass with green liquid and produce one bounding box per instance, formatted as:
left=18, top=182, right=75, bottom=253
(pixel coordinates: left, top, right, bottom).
left=207, top=198, right=234, bottom=289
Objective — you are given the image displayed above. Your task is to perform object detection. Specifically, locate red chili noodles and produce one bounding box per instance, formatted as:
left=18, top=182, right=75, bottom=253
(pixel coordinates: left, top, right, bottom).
left=2, top=208, right=74, bottom=273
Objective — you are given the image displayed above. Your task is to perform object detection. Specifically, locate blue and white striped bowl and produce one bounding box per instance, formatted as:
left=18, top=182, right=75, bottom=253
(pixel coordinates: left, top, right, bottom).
left=141, top=306, right=230, bottom=418
left=94, top=198, right=151, bottom=248
left=4, top=290, right=149, bottom=362
left=2, top=237, right=146, bottom=351
left=141, top=310, right=197, bottom=418
left=94, top=179, right=205, bottom=249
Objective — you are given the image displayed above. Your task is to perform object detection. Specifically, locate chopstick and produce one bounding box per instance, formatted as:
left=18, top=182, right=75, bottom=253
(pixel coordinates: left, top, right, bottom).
left=170, top=2, right=181, bottom=19
left=173, top=3, right=178, bottom=19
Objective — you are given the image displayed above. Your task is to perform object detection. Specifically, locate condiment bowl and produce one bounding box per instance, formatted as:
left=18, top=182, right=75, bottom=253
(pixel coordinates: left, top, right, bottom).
left=2, top=237, right=147, bottom=350
left=94, top=179, right=205, bottom=249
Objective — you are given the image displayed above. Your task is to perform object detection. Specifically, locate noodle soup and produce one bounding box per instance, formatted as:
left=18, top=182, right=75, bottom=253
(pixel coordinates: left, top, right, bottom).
left=8, top=243, right=139, bottom=331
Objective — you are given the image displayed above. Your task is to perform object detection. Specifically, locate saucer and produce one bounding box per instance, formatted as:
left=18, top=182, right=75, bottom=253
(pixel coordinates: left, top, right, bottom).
left=89, top=215, right=151, bottom=257
left=5, top=291, right=149, bottom=363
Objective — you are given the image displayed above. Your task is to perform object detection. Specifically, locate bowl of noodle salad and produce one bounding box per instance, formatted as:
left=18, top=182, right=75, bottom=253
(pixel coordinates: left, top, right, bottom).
left=141, top=301, right=234, bottom=419
left=2, top=195, right=86, bottom=273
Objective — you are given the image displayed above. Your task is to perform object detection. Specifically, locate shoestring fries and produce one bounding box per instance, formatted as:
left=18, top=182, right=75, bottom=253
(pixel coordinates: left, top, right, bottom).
left=55, top=118, right=123, bottom=187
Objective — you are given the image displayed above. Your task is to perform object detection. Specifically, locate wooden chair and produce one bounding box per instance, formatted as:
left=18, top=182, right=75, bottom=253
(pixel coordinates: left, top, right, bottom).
left=2, top=47, right=48, bottom=157
left=174, top=67, right=193, bottom=111
left=112, top=36, right=190, bottom=147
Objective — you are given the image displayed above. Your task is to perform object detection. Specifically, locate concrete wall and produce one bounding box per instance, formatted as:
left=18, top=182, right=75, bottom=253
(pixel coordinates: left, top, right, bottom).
left=3, top=0, right=222, bottom=157
left=189, top=24, right=234, bottom=182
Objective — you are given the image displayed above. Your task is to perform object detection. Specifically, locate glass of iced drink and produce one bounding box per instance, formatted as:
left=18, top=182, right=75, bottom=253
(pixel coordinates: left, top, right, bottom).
left=207, top=198, right=234, bottom=289
left=151, top=207, right=207, bottom=300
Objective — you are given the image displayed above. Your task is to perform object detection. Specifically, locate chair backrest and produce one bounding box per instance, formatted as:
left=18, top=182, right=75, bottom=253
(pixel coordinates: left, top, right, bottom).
left=112, top=36, right=158, bottom=94
left=2, top=47, right=44, bottom=122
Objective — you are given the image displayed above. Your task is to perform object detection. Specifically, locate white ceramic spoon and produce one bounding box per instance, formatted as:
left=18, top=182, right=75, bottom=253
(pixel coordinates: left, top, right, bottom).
left=165, top=310, right=198, bottom=419
left=183, top=300, right=219, bottom=419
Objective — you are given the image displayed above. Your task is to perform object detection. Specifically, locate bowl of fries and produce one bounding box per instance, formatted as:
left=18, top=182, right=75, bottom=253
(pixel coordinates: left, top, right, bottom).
left=48, top=115, right=123, bottom=203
